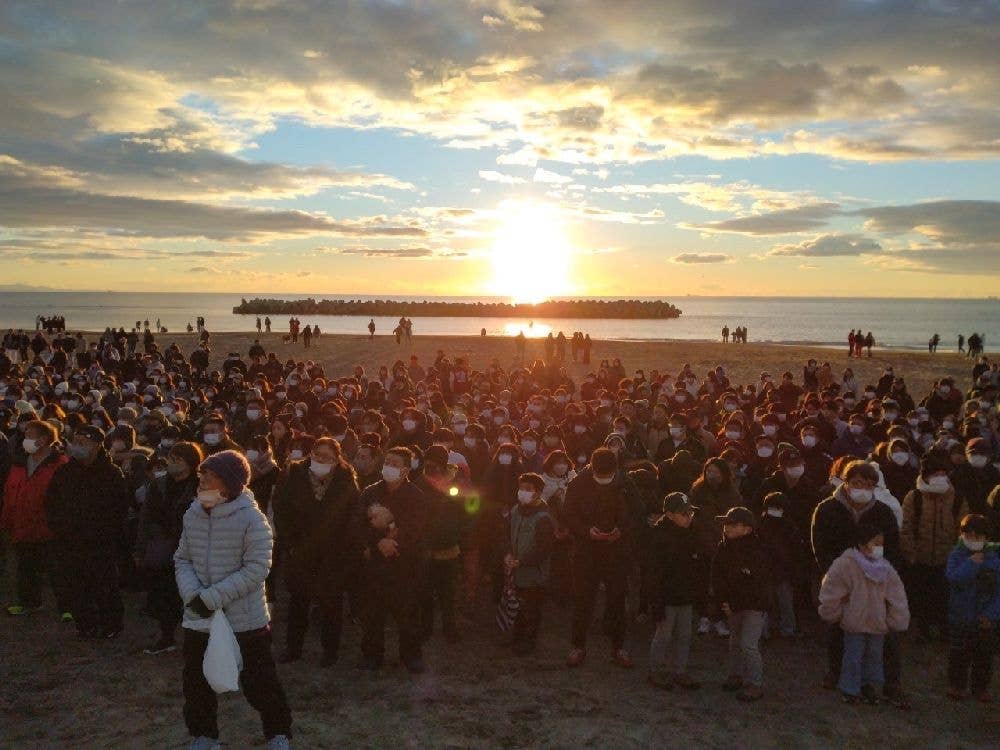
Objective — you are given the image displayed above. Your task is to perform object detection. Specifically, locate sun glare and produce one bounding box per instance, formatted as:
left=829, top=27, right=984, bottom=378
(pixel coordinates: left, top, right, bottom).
left=491, top=203, right=572, bottom=303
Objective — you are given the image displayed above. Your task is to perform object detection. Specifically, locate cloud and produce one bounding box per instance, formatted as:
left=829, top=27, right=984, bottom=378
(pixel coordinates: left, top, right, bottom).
left=593, top=180, right=813, bottom=212
left=769, top=233, right=882, bottom=257
left=478, top=1, right=545, bottom=31
left=533, top=167, right=572, bottom=184
left=683, top=203, right=841, bottom=235
left=853, top=201, right=1000, bottom=246
left=671, top=252, right=734, bottom=264
left=317, top=244, right=467, bottom=259
left=479, top=169, right=527, bottom=184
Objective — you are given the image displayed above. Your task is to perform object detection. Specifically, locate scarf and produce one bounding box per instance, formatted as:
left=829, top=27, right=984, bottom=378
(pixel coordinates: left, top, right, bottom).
left=848, top=547, right=891, bottom=583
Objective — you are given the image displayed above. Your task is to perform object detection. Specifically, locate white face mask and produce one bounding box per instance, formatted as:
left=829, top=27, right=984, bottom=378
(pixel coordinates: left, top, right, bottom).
left=763, top=425, right=777, bottom=436
left=402, top=419, right=417, bottom=432
left=453, top=424, right=467, bottom=436
left=802, top=435, right=817, bottom=448
left=310, top=460, right=333, bottom=477
left=574, top=424, right=586, bottom=434
left=22, top=438, right=39, bottom=454
left=246, top=449, right=260, bottom=462
left=522, top=440, right=537, bottom=453
left=246, top=409, right=261, bottom=421
left=849, top=424, right=864, bottom=435
left=968, top=454, right=990, bottom=469
left=498, top=453, right=513, bottom=466
left=517, top=489, right=535, bottom=505
left=197, top=489, right=226, bottom=509
left=381, top=465, right=402, bottom=483
left=553, top=463, right=568, bottom=476
left=926, top=474, right=950, bottom=492
left=785, top=465, right=805, bottom=479
left=867, top=545, right=884, bottom=560
left=153, top=470, right=167, bottom=480
left=594, top=475, right=614, bottom=486
left=463, top=436, right=477, bottom=449
left=203, top=433, right=221, bottom=446
left=766, top=507, right=784, bottom=518
left=725, top=430, right=741, bottom=440
left=757, top=447, right=774, bottom=458
left=963, top=537, right=985, bottom=552
left=669, top=427, right=684, bottom=438
left=848, top=487, right=873, bottom=504
left=290, top=449, right=303, bottom=460
left=890, top=451, right=910, bottom=466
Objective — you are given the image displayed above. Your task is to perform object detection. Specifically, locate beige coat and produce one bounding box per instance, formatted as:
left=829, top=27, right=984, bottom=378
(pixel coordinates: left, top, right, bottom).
left=900, top=482, right=968, bottom=566
left=818, top=550, right=910, bottom=635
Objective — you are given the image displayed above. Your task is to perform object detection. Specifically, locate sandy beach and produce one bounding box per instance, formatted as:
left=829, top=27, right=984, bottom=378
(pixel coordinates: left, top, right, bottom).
left=2, top=333, right=993, bottom=748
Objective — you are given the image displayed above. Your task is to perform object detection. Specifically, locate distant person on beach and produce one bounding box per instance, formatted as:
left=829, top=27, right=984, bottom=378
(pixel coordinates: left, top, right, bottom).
left=722, top=326, right=730, bottom=343
left=864, top=332, right=874, bottom=358
left=848, top=330, right=856, bottom=357
left=958, top=334, right=965, bottom=353
left=582, top=333, right=593, bottom=364
left=264, top=316, right=272, bottom=333
left=515, top=330, right=526, bottom=360
left=929, top=333, right=940, bottom=354
left=256, top=316, right=262, bottom=334
left=302, top=324, right=312, bottom=349
left=367, top=318, right=375, bottom=342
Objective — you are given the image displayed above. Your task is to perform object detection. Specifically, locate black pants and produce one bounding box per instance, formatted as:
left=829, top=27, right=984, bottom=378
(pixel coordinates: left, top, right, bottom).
left=285, top=585, right=345, bottom=659
left=420, top=558, right=458, bottom=638
left=361, top=570, right=423, bottom=667
left=827, top=625, right=902, bottom=692
left=147, top=566, right=182, bottom=640
left=948, top=626, right=995, bottom=694
left=182, top=627, right=292, bottom=741
left=905, top=564, right=949, bottom=636
left=549, top=539, right=573, bottom=606
left=14, top=541, right=72, bottom=612
left=571, top=549, right=627, bottom=650
left=64, top=548, right=123, bottom=634
left=512, top=586, right=545, bottom=648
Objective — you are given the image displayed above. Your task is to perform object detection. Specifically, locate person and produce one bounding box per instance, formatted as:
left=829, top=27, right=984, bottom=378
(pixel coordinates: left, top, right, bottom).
left=1, top=419, right=71, bottom=618
left=758, top=492, right=801, bottom=638
left=818, top=521, right=910, bottom=704
left=367, top=318, right=375, bottom=342
left=563, top=448, right=632, bottom=668
left=264, top=316, right=272, bottom=333
left=900, top=453, right=969, bottom=640
left=272, top=437, right=360, bottom=667
left=174, top=450, right=292, bottom=750
left=946, top=514, right=1000, bottom=702
left=647, top=492, right=702, bottom=690
left=135, top=441, right=203, bottom=654
left=958, top=334, right=965, bottom=354
left=256, top=316, right=262, bottom=334
left=356, top=446, right=430, bottom=673
left=712, top=506, right=769, bottom=702
left=505, top=472, right=555, bottom=655
left=46, top=424, right=129, bottom=639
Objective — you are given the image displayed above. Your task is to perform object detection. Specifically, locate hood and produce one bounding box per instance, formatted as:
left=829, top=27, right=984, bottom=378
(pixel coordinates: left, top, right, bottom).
left=193, top=489, right=256, bottom=519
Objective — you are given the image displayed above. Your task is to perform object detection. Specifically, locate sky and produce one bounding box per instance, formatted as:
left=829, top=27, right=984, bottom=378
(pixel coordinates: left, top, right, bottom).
left=1, top=1, right=998, bottom=298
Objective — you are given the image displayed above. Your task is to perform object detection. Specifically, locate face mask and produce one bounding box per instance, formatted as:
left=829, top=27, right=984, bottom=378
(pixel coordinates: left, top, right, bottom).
left=203, top=433, right=221, bottom=446
left=22, top=438, right=39, bottom=454
left=963, top=537, right=985, bottom=552
left=884, top=412, right=898, bottom=422
left=926, top=474, right=950, bottom=492
left=166, top=462, right=187, bottom=479
left=573, top=424, right=586, bottom=435
left=594, top=475, right=614, bottom=486
left=499, top=453, right=513, bottom=466
left=463, top=436, right=477, bottom=449
left=245, top=449, right=260, bottom=463
left=276, top=391, right=286, bottom=400
left=290, top=449, right=304, bottom=460
left=802, top=435, right=817, bottom=448
left=295, top=409, right=305, bottom=420
left=786, top=465, right=805, bottom=479
left=725, top=430, right=741, bottom=440
left=402, top=419, right=417, bottom=432
left=890, top=451, right=909, bottom=466
left=766, top=508, right=784, bottom=518
left=381, top=465, right=402, bottom=483
left=939, top=386, right=951, bottom=395
left=850, top=424, right=864, bottom=435
left=868, top=545, right=884, bottom=560
left=517, top=489, right=535, bottom=505
left=848, top=487, right=873, bottom=504
left=724, top=403, right=737, bottom=412
left=310, top=460, right=333, bottom=477
left=68, top=444, right=91, bottom=461
left=763, top=425, right=777, bottom=436
left=247, top=409, right=261, bottom=421
left=198, top=489, right=226, bottom=509
left=153, top=470, right=168, bottom=480
left=552, top=463, right=569, bottom=476
left=522, top=440, right=536, bottom=453
left=669, top=427, right=684, bottom=438
left=968, top=454, right=990, bottom=469
left=67, top=400, right=80, bottom=410
left=757, top=447, right=774, bottom=458
left=453, top=424, right=467, bottom=436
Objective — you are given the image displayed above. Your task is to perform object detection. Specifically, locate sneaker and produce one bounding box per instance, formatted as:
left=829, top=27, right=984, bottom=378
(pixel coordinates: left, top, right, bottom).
left=566, top=648, right=586, bottom=668
left=188, top=738, right=220, bottom=750
left=143, top=637, right=177, bottom=655
left=722, top=674, right=743, bottom=692
left=6, top=604, right=41, bottom=616
left=61, top=612, right=74, bottom=623
left=737, top=685, right=764, bottom=702
left=647, top=673, right=673, bottom=690
left=612, top=649, right=634, bottom=669
left=860, top=685, right=880, bottom=705
left=266, top=735, right=290, bottom=750
left=673, top=673, right=701, bottom=690
left=714, top=620, right=730, bottom=638
left=841, top=693, right=861, bottom=705
left=697, top=617, right=711, bottom=635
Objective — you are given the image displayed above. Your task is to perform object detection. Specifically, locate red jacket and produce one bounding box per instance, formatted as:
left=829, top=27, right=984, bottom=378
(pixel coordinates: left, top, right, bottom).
left=1, top=453, right=69, bottom=543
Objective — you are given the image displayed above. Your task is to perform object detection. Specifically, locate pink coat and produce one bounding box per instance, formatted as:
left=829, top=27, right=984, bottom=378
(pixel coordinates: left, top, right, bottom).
left=818, top=550, right=910, bottom=635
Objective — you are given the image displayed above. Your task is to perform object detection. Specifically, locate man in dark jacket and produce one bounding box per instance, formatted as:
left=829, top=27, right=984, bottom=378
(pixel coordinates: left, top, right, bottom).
left=952, top=438, right=1000, bottom=517
left=273, top=437, right=361, bottom=666
left=356, top=446, right=430, bottom=673
left=810, top=459, right=907, bottom=707
left=46, top=425, right=129, bottom=638
left=563, top=448, right=633, bottom=669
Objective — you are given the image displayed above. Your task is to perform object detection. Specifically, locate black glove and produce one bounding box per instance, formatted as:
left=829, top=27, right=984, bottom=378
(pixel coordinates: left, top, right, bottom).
left=188, top=595, right=213, bottom=618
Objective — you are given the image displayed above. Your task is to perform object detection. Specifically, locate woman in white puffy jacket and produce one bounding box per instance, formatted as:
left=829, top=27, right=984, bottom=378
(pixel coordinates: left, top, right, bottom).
left=174, top=450, right=292, bottom=750
left=868, top=462, right=903, bottom=529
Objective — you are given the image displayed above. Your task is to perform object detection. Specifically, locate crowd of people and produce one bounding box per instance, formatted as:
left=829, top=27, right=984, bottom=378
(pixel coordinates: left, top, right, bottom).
left=721, top=326, right=748, bottom=343
left=2, top=325, right=1000, bottom=749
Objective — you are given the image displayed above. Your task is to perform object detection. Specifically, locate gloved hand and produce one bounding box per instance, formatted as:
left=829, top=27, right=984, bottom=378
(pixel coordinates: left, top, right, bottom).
left=188, top=595, right=213, bottom=619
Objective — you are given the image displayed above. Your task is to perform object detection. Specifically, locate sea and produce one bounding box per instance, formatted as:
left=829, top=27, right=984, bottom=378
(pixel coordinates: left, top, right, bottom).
left=1, top=291, right=996, bottom=352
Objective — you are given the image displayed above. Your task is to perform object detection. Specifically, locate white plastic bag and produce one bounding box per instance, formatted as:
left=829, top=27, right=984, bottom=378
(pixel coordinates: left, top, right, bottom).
left=203, top=610, right=243, bottom=693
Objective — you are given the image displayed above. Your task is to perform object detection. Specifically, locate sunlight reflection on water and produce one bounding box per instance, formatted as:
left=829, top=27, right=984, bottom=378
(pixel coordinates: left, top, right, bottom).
left=502, top=321, right=553, bottom=338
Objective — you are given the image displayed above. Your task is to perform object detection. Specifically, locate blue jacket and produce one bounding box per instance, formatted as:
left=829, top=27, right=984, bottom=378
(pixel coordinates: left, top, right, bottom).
left=946, top=543, right=1000, bottom=626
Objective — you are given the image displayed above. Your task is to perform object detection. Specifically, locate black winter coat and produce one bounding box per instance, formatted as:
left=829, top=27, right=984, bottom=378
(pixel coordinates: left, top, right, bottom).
left=650, top=520, right=702, bottom=612
left=711, top=533, right=771, bottom=612
left=810, top=489, right=901, bottom=574
left=46, top=450, right=129, bottom=549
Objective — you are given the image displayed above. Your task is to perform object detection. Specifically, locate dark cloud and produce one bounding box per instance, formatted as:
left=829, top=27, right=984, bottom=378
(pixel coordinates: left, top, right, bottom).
left=684, top=203, right=841, bottom=235
left=853, top=200, right=1000, bottom=246
left=769, top=233, right=882, bottom=257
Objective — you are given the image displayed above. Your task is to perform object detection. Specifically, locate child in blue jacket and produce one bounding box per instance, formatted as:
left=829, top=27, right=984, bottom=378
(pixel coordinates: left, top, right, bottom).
left=945, top=514, right=1000, bottom=702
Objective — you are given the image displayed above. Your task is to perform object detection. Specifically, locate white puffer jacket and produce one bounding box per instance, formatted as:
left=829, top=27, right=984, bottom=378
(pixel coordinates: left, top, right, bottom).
left=174, top=490, right=272, bottom=633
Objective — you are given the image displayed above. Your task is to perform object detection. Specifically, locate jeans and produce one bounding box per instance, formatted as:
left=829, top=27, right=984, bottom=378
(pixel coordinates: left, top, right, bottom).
left=839, top=631, right=884, bottom=696
left=948, top=625, right=995, bottom=694
left=650, top=604, right=693, bottom=675
left=827, top=625, right=902, bottom=694
left=771, top=580, right=796, bottom=636
left=571, top=549, right=628, bottom=650
left=727, top=610, right=765, bottom=687
left=182, top=627, right=291, bottom=741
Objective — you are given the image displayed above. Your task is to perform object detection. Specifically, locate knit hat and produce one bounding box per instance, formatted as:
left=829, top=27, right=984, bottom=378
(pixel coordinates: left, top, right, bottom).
left=591, top=447, right=617, bottom=476
left=919, top=451, right=951, bottom=479
left=200, top=450, right=251, bottom=498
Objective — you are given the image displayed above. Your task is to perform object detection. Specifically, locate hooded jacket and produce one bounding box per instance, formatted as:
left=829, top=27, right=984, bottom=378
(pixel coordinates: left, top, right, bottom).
left=900, top=478, right=968, bottom=566
left=810, top=486, right=901, bottom=574
left=174, top=490, right=272, bottom=633
left=818, top=549, right=910, bottom=634
left=946, top=542, right=1000, bottom=626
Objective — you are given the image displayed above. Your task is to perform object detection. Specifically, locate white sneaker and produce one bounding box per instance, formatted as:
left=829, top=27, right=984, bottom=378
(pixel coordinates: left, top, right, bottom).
left=714, top=620, right=730, bottom=637
left=697, top=617, right=711, bottom=635
left=266, top=735, right=291, bottom=750
left=189, top=738, right=220, bottom=750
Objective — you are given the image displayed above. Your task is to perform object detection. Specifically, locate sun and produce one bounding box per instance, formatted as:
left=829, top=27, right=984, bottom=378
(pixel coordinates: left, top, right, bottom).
left=490, top=202, right=573, bottom=303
